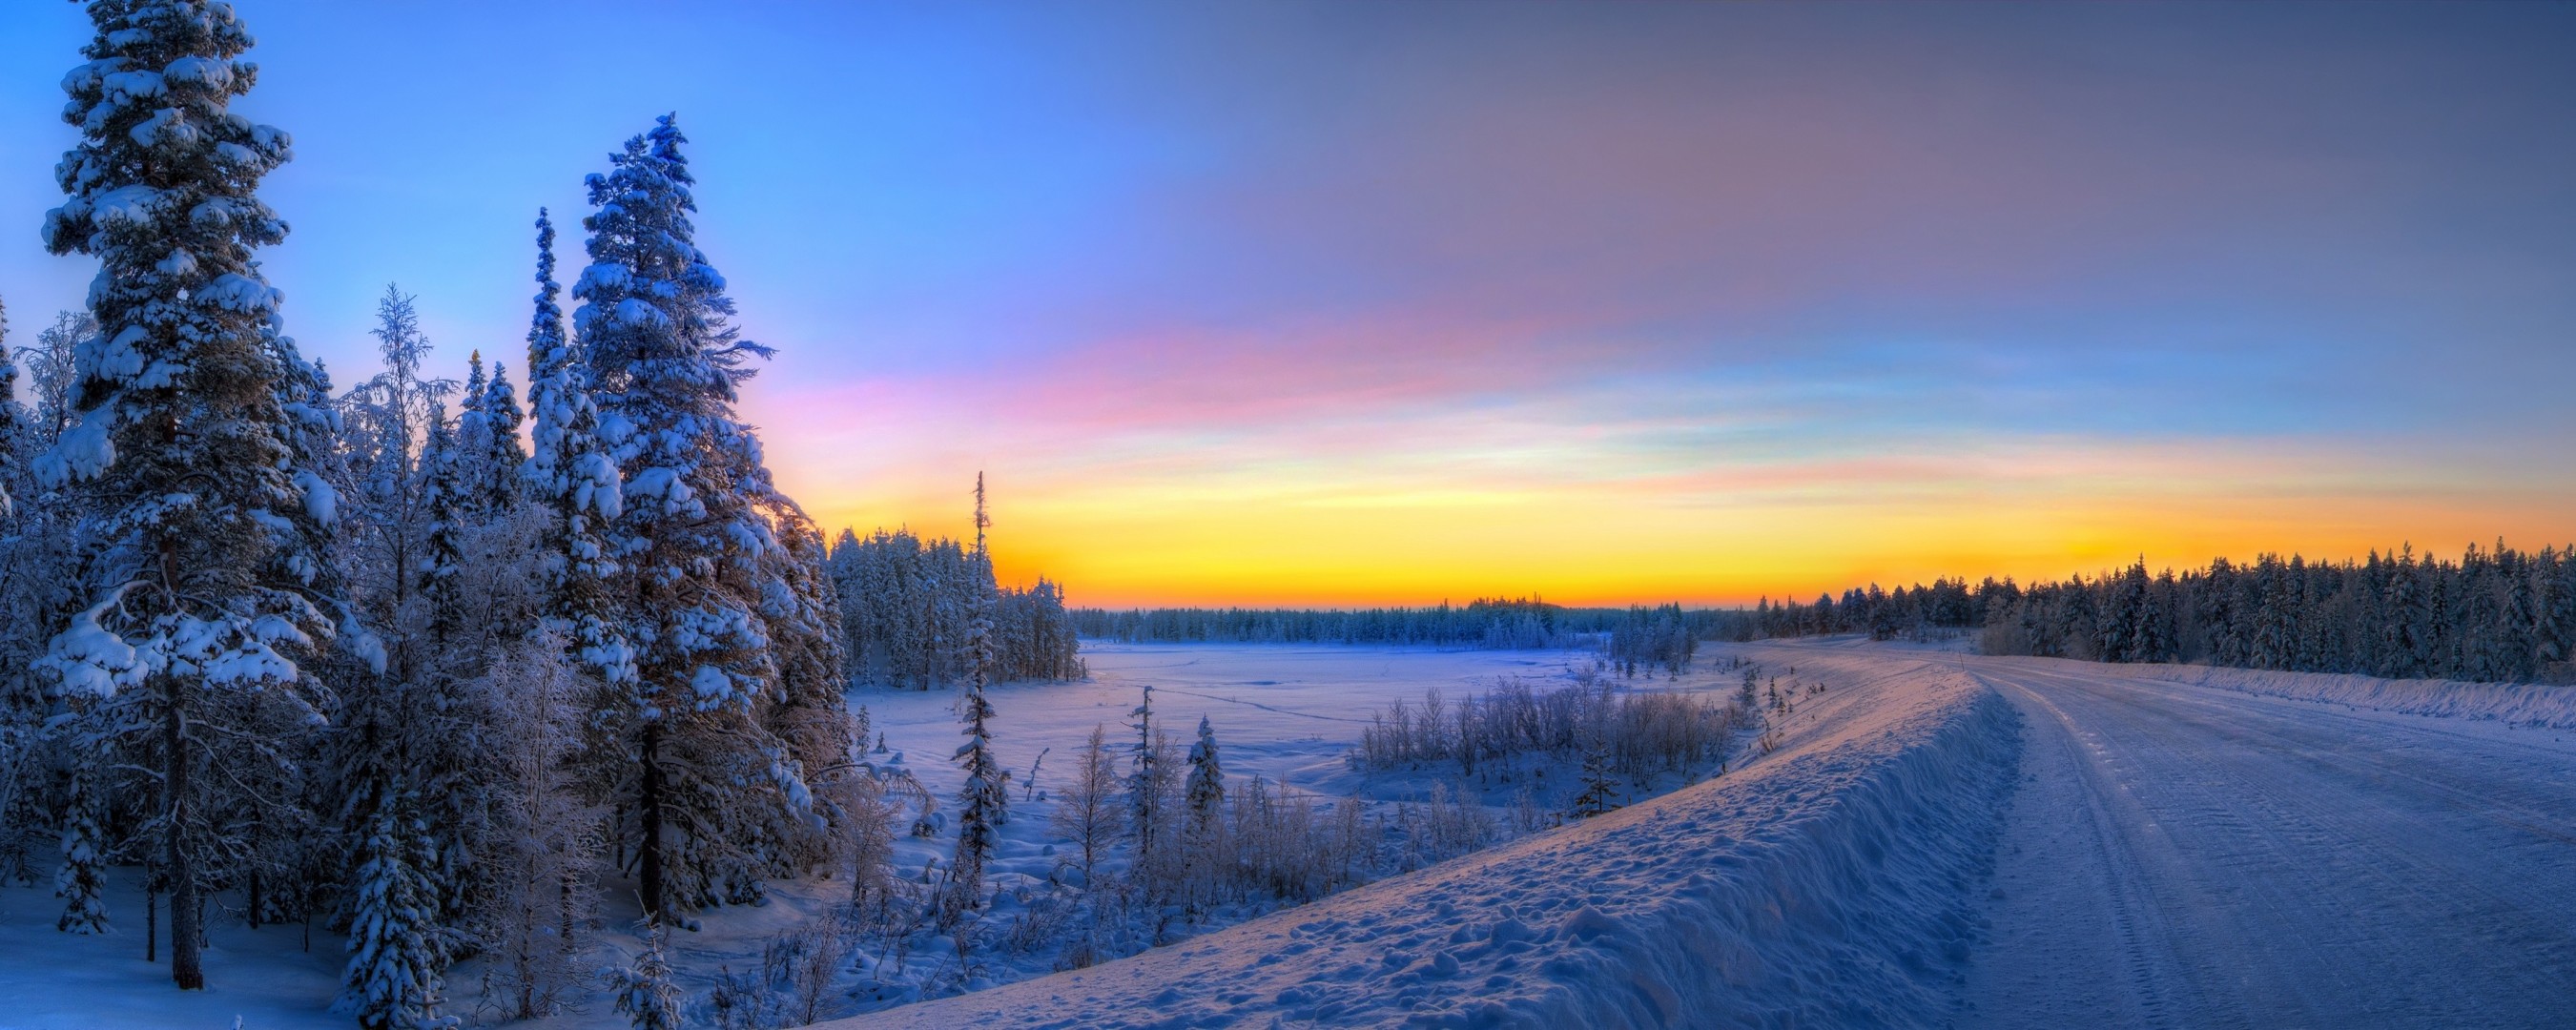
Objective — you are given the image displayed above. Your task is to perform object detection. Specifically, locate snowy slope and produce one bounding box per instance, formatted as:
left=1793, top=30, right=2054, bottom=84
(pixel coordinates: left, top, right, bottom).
left=2133, top=660, right=2576, bottom=728
left=833, top=651, right=2019, bottom=1029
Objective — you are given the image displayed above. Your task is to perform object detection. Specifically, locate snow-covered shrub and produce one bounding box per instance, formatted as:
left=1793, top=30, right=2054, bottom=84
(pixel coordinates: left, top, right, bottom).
left=1353, top=677, right=1738, bottom=787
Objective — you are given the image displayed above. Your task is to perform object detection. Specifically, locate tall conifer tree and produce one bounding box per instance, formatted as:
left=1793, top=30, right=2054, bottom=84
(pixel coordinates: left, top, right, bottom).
left=37, top=0, right=337, bottom=990
left=572, top=115, right=823, bottom=919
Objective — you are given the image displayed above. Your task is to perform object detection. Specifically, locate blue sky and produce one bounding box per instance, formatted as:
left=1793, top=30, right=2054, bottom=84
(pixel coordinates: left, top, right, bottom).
left=4, top=2, right=2572, bottom=604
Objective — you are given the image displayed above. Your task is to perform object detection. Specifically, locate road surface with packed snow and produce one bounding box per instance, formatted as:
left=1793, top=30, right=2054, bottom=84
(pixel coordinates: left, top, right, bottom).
left=1959, top=652, right=2576, bottom=1029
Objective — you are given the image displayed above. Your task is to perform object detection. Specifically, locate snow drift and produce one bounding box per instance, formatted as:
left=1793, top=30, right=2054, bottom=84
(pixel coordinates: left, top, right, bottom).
left=2151, top=664, right=2576, bottom=728
left=1971, top=653, right=2576, bottom=730
left=835, top=657, right=2020, bottom=1029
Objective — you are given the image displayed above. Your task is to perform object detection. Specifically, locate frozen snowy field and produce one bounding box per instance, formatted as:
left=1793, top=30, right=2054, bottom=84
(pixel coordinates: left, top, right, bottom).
left=0, top=643, right=1752, bottom=1028
left=8, top=641, right=2575, bottom=1028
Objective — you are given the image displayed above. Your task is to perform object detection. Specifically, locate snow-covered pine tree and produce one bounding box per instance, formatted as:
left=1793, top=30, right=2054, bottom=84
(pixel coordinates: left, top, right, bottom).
left=472, top=361, right=527, bottom=517
left=325, top=286, right=493, bottom=990
left=572, top=115, right=823, bottom=920
left=606, top=926, right=683, bottom=1030
left=1573, top=728, right=1620, bottom=817
left=0, top=323, right=18, bottom=520
left=458, top=351, right=488, bottom=469
left=451, top=350, right=528, bottom=524
left=340, top=788, right=450, bottom=1030
left=37, top=0, right=340, bottom=990
left=53, top=761, right=110, bottom=934
left=946, top=477, right=1007, bottom=917
left=522, top=208, right=629, bottom=687
left=1185, top=714, right=1226, bottom=834
left=2384, top=545, right=2432, bottom=678
left=945, top=678, right=1001, bottom=917
left=1182, top=714, right=1226, bottom=898
left=420, top=405, right=466, bottom=649
left=2541, top=549, right=2576, bottom=670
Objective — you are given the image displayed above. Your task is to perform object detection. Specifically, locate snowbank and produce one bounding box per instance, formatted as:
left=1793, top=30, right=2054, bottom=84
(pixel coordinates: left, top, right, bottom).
left=2133, top=663, right=2576, bottom=729
left=834, top=657, right=2019, bottom=1029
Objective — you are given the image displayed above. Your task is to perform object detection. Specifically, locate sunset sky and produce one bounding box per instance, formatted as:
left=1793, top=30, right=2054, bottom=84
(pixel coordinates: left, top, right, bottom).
left=4, top=2, right=2571, bottom=608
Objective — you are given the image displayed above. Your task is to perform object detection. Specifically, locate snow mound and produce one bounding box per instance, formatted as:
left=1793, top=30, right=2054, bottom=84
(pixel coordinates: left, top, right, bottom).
left=2143, top=663, right=2576, bottom=729
left=1947, top=652, right=2576, bottom=730
left=834, top=660, right=2019, bottom=1029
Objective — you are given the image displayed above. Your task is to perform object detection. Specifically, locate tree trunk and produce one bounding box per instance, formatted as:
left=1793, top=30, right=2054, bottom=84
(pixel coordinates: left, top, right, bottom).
left=637, top=725, right=663, bottom=925
left=167, top=687, right=204, bottom=990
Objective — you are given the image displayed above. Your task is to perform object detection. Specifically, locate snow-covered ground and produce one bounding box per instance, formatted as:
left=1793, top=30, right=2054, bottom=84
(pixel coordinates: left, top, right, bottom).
left=12, top=641, right=2575, bottom=1028
left=835, top=646, right=2021, bottom=1028
left=0, top=643, right=1746, bottom=1028
left=1957, top=651, right=2576, bottom=1028
left=841, top=641, right=2576, bottom=1029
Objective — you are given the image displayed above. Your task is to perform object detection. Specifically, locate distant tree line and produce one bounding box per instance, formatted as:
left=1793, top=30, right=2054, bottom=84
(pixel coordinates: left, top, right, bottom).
left=1753, top=543, right=2576, bottom=684
left=1071, top=597, right=1736, bottom=651
left=827, top=524, right=1085, bottom=689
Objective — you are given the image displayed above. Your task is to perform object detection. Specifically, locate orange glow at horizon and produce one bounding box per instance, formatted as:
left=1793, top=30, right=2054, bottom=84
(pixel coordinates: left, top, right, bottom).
left=781, top=433, right=2576, bottom=611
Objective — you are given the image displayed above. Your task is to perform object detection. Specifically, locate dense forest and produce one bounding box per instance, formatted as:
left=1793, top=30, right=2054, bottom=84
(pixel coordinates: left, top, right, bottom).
left=1752, top=545, right=2576, bottom=684
left=829, top=523, right=1083, bottom=689
left=1080, top=543, right=2576, bottom=688
left=0, top=7, right=1076, bottom=1026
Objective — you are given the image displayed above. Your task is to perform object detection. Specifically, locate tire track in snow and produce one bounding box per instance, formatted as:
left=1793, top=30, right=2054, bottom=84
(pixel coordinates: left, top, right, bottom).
left=1966, top=659, right=2576, bottom=1028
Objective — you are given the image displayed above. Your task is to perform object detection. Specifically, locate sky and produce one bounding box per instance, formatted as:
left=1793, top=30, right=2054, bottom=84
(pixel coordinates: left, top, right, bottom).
left=3, top=2, right=2572, bottom=608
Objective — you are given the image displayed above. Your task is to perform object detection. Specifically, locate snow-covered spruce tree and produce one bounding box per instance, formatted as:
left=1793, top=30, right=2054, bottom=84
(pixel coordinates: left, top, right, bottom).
left=1185, top=715, right=1226, bottom=822
left=945, top=667, right=1001, bottom=918
left=340, top=788, right=451, bottom=1030
left=458, top=352, right=486, bottom=467
left=523, top=207, right=629, bottom=690
left=606, top=926, right=684, bottom=1030
left=419, top=405, right=467, bottom=648
left=1573, top=728, right=1620, bottom=817
left=53, top=761, right=111, bottom=933
left=1182, top=714, right=1226, bottom=903
left=466, top=359, right=527, bottom=518
left=243, top=319, right=355, bottom=934
left=36, top=0, right=342, bottom=990
left=942, top=473, right=1009, bottom=917
left=572, top=115, right=831, bottom=921
left=0, top=317, right=18, bottom=521
left=945, top=475, right=1008, bottom=917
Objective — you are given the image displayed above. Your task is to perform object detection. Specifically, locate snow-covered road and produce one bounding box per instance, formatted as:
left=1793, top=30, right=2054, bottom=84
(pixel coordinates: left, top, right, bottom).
left=1960, top=655, right=2576, bottom=1028
left=825, top=641, right=2576, bottom=1028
